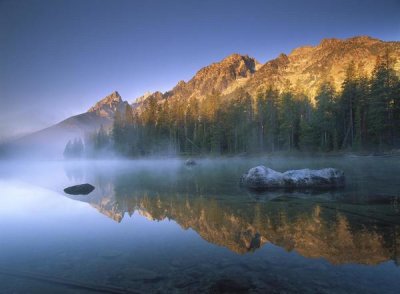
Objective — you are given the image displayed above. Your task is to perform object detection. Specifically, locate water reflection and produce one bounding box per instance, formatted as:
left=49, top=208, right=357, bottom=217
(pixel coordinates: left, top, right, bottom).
left=62, top=159, right=400, bottom=265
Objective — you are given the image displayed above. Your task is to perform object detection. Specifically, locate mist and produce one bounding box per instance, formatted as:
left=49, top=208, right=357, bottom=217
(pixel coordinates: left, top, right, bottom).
left=1, top=0, right=400, bottom=292
left=1, top=0, right=399, bottom=145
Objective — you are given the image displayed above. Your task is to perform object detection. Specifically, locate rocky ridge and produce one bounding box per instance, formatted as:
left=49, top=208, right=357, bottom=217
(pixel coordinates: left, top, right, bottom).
left=88, top=91, right=128, bottom=119
left=132, top=36, right=400, bottom=108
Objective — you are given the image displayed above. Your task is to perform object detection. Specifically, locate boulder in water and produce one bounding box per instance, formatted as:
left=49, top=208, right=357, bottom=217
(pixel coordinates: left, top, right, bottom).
left=185, top=159, right=196, bottom=166
left=64, top=183, right=95, bottom=195
left=241, top=166, right=344, bottom=190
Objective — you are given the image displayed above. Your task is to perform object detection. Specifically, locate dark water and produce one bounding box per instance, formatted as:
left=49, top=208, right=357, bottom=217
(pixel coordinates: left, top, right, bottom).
left=0, top=156, right=400, bottom=293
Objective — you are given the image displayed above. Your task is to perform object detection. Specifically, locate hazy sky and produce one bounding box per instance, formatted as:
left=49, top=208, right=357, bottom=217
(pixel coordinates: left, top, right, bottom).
left=1, top=0, right=399, bottom=140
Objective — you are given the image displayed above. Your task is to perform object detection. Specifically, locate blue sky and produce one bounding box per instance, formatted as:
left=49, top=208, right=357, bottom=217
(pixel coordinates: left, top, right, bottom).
left=0, top=0, right=399, bottom=139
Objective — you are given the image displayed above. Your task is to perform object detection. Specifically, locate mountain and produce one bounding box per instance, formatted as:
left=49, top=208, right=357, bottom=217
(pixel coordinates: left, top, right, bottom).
left=244, top=36, right=400, bottom=98
left=166, top=53, right=260, bottom=98
left=132, top=54, right=260, bottom=109
left=2, top=36, right=399, bottom=158
left=87, top=91, right=128, bottom=119
left=132, top=36, right=400, bottom=108
left=0, top=91, right=128, bottom=158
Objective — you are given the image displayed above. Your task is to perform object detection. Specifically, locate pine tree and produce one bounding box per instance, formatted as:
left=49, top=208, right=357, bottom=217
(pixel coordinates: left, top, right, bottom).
left=368, top=51, right=399, bottom=149
left=279, top=91, right=297, bottom=151
left=314, top=83, right=336, bottom=151
left=340, top=62, right=357, bottom=149
left=94, top=124, right=109, bottom=151
left=63, top=138, right=84, bottom=158
left=264, top=88, right=280, bottom=152
left=63, top=140, right=73, bottom=158
left=113, top=109, right=125, bottom=153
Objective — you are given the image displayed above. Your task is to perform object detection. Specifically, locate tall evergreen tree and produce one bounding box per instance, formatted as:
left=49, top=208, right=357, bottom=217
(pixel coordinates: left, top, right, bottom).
left=314, top=83, right=337, bottom=151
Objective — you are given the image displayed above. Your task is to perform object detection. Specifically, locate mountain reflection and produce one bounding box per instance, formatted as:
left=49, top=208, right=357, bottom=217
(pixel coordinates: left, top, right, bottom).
left=62, top=161, right=400, bottom=266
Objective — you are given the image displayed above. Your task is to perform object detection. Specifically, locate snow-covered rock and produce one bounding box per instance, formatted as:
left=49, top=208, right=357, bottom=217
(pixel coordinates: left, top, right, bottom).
left=240, top=166, right=345, bottom=190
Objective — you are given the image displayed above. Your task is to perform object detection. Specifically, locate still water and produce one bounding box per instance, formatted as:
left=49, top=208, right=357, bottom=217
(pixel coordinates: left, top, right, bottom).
left=0, top=156, right=400, bottom=293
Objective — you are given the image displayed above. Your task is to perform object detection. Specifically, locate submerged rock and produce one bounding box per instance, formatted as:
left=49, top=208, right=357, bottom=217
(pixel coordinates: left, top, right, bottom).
left=64, top=183, right=95, bottom=195
left=241, top=166, right=345, bottom=190
left=248, top=233, right=261, bottom=252
left=185, top=159, right=197, bottom=166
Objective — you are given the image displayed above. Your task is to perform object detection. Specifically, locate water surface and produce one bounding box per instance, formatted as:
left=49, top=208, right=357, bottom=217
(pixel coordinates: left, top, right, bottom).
left=1, top=156, right=400, bottom=293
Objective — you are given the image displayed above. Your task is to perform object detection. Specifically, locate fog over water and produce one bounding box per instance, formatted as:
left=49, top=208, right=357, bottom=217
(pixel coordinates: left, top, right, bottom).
left=2, top=0, right=400, bottom=292
left=0, top=156, right=400, bottom=293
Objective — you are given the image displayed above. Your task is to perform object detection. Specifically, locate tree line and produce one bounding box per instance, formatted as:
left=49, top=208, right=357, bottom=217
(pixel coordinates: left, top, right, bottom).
left=79, top=54, right=400, bottom=157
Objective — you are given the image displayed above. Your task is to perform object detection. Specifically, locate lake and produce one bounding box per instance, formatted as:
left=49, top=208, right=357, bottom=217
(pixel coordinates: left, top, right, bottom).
left=0, top=156, right=400, bottom=293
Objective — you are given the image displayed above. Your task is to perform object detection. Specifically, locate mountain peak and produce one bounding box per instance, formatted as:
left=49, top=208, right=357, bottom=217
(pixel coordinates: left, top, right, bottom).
left=184, top=53, right=259, bottom=95
left=244, top=35, right=400, bottom=98
left=102, top=91, right=122, bottom=103
left=319, top=35, right=382, bottom=48
left=222, top=53, right=259, bottom=68
left=348, top=35, right=380, bottom=42
left=88, top=91, right=126, bottom=118
left=224, top=53, right=246, bottom=61
left=319, top=37, right=341, bottom=47
left=133, top=91, right=154, bottom=104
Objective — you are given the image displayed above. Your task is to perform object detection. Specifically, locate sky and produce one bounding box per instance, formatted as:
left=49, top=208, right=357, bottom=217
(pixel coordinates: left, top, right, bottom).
left=0, top=0, right=399, bottom=140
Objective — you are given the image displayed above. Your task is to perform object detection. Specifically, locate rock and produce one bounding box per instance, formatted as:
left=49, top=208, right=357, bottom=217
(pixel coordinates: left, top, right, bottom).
left=241, top=166, right=344, bottom=190
left=185, top=159, right=196, bottom=166
left=248, top=233, right=261, bottom=251
left=64, top=183, right=95, bottom=195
